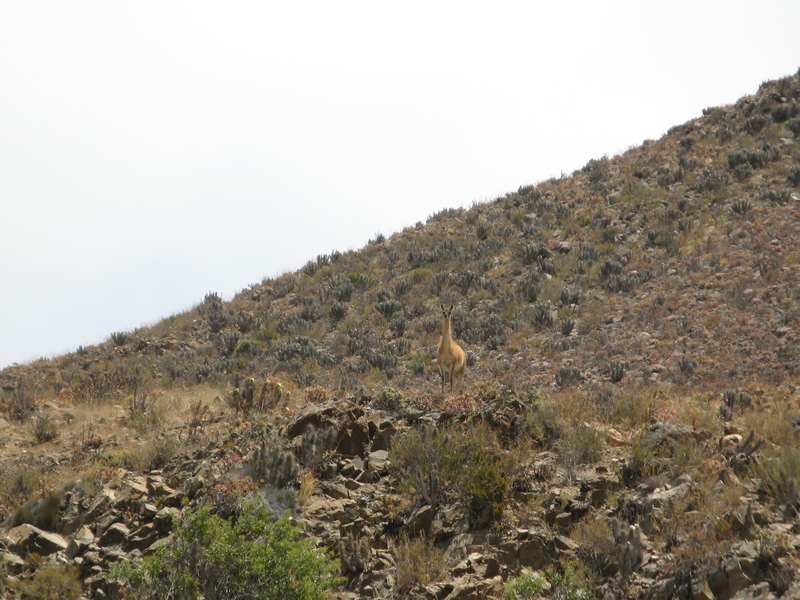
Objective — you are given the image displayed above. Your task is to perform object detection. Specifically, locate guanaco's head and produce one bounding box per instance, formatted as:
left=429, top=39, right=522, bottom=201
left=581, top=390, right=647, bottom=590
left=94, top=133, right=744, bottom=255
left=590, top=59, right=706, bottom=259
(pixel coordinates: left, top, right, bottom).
left=440, top=304, right=454, bottom=319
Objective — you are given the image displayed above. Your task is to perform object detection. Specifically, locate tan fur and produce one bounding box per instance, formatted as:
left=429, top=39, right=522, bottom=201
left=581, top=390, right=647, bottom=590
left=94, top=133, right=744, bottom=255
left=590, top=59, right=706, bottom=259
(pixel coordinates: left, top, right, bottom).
left=437, top=304, right=467, bottom=393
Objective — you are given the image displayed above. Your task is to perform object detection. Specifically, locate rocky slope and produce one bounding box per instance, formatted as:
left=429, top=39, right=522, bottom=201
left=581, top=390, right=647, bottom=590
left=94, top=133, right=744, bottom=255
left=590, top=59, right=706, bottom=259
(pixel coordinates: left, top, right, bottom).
left=1, top=70, right=800, bottom=599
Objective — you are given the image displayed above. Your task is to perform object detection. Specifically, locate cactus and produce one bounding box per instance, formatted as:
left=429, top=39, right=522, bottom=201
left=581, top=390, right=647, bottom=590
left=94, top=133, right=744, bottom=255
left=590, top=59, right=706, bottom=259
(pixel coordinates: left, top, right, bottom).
left=376, top=299, right=403, bottom=319
left=532, top=303, right=553, bottom=328
left=295, top=427, right=338, bottom=472
left=417, top=470, right=442, bottom=509
left=560, top=287, right=581, bottom=306
left=249, top=442, right=299, bottom=488
left=393, top=278, right=412, bottom=297
left=696, top=168, right=729, bottom=192
left=556, top=366, right=582, bottom=388
left=235, top=311, right=260, bottom=334
left=719, top=389, right=752, bottom=421
left=519, top=272, right=543, bottom=303
left=110, top=331, right=131, bottom=346
left=788, top=167, right=800, bottom=187
left=560, top=318, right=575, bottom=337
left=744, top=113, right=769, bottom=134
left=219, top=331, right=241, bottom=355
left=677, top=355, right=697, bottom=376
left=578, top=243, right=598, bottom=262
left=450, top=270, right=479, bottom=294
left=611, top=518, right=644, bottom=575
left=339, top=534, right=372, bottom=575
left=732, top=199, right=753, bottom=216
left=607, top=361, right=626, bottom=384
left=430, top=271, right=450, bottom=294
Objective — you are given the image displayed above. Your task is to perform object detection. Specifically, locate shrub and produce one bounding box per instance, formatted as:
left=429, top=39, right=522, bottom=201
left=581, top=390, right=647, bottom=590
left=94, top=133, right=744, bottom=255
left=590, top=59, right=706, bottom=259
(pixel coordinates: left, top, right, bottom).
left=6, top=382, right=35, bottom=422
left=8, top=491, right=62, bottom=530
left=139, top=437, right=178, bottom=471
left=373, top=386, right=404, bottom=411
left=11, top=563, right=82, bottom=600
left=113, top=500, right=341, bottom=600
left=788, top=167, right=800, bottom=187
left=390, top=422, right=511, bottom=526
left=557, top=424, right=604, bottom=471
left=572, top=514, right=617, bottom=576
left=394, top=533, right=446, bottom=593
left=755, top=445, right=800, bottom=513
left=548, top=562, right=590, bottom=600
left=520, top=401, right=561, bottom=447
left=110, top=331, right=131, bottom=346
left=696, top=168, right=729, bottom=192
left=30, top=414, right=59, bottom=444
left=503, top=569, right=545, bottom=600
left=233, top=339, right=258, bottom=356
left=555, top=367, right=582, bottom=388
left=744, top=114, right=770, bottom=134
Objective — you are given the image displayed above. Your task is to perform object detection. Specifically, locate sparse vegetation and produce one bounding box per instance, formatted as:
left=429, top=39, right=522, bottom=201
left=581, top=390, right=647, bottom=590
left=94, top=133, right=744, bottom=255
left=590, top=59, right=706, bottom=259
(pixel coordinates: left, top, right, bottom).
left=2, top=71, right=800, bottom=600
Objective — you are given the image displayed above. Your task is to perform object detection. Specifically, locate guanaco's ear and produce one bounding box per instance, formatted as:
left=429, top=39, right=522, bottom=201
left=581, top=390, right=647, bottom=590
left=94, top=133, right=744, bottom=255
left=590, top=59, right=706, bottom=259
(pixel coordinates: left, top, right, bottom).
left=449, top=304, right=454, bottom=312
left=441, top=304, right=445, bottom=311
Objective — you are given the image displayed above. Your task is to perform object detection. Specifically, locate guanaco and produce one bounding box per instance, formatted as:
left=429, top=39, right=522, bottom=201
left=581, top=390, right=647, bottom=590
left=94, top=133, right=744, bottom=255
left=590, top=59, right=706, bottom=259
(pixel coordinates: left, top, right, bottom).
left=437, top=304, right=466, bottom=393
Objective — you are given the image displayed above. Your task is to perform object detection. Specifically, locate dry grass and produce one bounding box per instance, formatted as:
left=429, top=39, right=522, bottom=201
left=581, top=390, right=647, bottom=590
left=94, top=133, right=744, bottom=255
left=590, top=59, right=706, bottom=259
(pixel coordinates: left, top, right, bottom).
left=394, top=533, right=447, bottom=592
left=297, top=469, right=318, bottom=506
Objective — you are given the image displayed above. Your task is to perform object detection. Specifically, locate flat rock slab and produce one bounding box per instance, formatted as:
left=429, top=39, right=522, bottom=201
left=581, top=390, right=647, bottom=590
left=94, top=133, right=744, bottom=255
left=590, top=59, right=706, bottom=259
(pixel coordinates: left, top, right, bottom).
left=6, top=523, right=68, bottom=556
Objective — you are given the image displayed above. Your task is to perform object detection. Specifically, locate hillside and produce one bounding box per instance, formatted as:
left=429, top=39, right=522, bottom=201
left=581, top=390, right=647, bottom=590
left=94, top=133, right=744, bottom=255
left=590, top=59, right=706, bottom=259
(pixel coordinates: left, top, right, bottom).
left=1, top=70, right=800, bottom=599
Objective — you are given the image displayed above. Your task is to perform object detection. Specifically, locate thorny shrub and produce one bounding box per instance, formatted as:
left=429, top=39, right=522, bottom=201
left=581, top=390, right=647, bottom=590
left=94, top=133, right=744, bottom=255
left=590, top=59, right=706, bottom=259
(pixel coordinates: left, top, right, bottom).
left=390, top=421, right=515, bottom=527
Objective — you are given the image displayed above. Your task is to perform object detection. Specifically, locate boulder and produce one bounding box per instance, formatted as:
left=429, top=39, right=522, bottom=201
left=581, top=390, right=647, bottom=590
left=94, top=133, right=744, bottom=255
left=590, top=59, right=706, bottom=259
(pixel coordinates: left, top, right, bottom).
left=444, top=575, right=503, bottom=600
left=641, top=423, right=709, bottom=450
left=366, top=449, right=389, bottom=475
left=407, top=505, right=434, bottom=536
left=285, top=400, right=364, bottom=440
left=114, top=475, right=149, bottom=509
left=98, top=522, right=130, bottom=547
left=1, top=550, right=25, bottom=573
left=6, top=523, right=68, bottom=556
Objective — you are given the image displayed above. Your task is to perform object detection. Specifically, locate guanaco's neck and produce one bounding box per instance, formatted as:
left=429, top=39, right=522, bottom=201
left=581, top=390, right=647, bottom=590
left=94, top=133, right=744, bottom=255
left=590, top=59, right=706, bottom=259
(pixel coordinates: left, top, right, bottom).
left=441, top=316, right=452, bottom=342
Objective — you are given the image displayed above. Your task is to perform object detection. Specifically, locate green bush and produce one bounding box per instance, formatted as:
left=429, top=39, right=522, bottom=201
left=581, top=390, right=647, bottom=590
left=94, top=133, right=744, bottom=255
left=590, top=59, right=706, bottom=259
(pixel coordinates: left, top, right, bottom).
left=374, top=387, right=404, bottom=411
left=113, top=499, right=341, bottom=600
left=504, top=569, right=545, bottom=600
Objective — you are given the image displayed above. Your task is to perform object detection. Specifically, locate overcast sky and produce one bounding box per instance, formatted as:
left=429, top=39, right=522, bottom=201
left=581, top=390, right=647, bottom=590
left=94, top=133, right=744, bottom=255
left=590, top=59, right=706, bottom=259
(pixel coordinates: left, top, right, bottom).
left=1, top=2, right=798, bottom=368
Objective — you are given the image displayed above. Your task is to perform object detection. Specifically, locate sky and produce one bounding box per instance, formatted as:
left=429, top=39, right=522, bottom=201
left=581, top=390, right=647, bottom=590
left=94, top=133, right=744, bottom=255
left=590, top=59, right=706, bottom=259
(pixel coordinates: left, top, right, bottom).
left=1, top=1, right=799, bottom=368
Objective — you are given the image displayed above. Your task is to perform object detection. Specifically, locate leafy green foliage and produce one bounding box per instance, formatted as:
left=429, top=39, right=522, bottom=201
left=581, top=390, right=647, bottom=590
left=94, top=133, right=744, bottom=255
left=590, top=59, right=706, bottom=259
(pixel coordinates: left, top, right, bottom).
left=503, top=569, right=545, bottom=600
left=113, top=500, right=341, bottom=600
